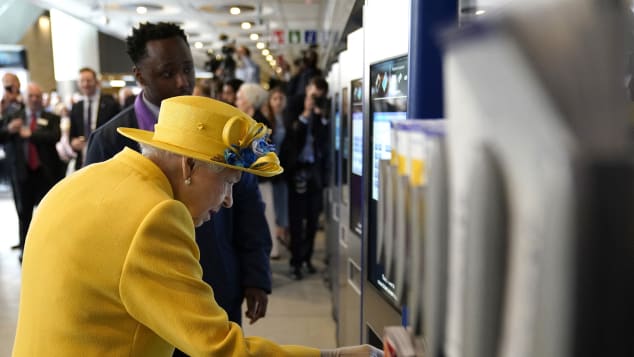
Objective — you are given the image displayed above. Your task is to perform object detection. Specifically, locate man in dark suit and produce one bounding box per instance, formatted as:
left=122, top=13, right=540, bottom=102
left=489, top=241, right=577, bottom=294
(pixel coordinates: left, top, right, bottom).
left=85, top=23, right=272, bottom=356
left=69, top=67, right=120, bottom=169
left=1, top=73, right=25, bottom=200
left=0, top=82, right=65, bottom=257
left=280, top=76, right=329, bottom=280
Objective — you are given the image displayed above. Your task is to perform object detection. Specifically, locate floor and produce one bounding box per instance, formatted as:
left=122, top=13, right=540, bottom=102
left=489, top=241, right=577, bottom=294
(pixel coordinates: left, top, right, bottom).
left=0, top=187, right=336, bottom=355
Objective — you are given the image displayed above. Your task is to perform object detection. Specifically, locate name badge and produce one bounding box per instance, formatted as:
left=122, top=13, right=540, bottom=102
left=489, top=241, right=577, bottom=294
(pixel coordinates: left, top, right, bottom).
left=36, top=118, right=48, bottom=126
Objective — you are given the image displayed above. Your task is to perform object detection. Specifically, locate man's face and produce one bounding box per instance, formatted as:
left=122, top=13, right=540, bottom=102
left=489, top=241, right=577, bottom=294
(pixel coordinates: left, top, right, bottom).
left=2, top=75, right=20, bottom=103
left=26, top=84, right=43, bottom=112
left=78, top=70, right=98, bottom=97
left=134, top=36, right=195, bottom=106
left=306, top=84, right=324, bottom=101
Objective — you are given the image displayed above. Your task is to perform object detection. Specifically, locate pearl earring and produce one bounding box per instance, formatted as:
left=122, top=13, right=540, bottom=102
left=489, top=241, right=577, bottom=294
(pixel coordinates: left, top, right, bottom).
left=185, top=177, right=192, bottom=185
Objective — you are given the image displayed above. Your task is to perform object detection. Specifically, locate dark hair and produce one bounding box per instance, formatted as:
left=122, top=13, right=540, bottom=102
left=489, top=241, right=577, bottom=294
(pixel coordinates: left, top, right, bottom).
left=239, top=45, right=250, bottom=57
left=79, top=67, right=97, bottom=80
left=310, top=76, right=328, bottom=93
left=224, top=78, right=244, bottom=93
left=126, top=22, right=188, bottom=65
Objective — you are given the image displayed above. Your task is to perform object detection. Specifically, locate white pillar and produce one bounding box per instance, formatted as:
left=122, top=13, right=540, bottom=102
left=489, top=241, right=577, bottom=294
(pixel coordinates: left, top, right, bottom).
left=50, top=8, right=100, bottom=106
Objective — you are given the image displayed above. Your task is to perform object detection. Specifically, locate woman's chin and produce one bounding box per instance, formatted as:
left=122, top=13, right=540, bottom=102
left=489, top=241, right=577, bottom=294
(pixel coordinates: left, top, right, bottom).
left=193, top=216, right=209, bottom=228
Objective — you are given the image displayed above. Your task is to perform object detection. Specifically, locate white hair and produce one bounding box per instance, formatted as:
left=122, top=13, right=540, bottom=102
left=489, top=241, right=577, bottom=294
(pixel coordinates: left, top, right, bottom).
left=140, top=144, right=225, bottom=173
left=238, top=83, right=268, bottom=109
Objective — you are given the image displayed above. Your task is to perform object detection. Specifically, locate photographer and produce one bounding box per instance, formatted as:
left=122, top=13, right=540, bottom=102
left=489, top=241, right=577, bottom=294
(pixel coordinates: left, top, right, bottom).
left=279, top=76, right=329, bottom=280
left=235, top=45, right=260, bottom=84
left=205, top=43, right=237, bottom=81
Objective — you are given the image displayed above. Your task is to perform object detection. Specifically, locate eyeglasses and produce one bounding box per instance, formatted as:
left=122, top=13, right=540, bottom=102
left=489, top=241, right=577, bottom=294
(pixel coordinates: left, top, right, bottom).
left=4, top=86, right=14, bottom=94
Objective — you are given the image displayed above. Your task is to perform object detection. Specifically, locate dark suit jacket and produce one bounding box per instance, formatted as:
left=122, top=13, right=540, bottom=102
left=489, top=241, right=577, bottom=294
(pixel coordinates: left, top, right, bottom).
left=70, top=94, right=120, bottom=168
left=85, top=106, right=272, bottom=324
left=279, top=93, right=328, bottom=190
left=0, top=108, right=65, bottom=185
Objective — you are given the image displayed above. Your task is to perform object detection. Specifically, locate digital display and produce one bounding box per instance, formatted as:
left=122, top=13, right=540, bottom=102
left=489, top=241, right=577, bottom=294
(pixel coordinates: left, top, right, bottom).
left=341, top=87, right=349, bottom=187
left=367, top=55, right=408, bottom=304
left=351, top=111, right=363, bottom=176
left=333, top=92, right=341, bottom=188
left=0, top=49, right=27, bottom=68
left=350, top=79, right=364, bottom=236
left=334, top=93, right=341, bottom=152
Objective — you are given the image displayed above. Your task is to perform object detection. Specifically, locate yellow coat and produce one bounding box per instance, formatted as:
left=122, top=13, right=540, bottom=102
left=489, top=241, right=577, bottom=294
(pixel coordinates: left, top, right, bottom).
left=13, top=148, right=320, bottom=357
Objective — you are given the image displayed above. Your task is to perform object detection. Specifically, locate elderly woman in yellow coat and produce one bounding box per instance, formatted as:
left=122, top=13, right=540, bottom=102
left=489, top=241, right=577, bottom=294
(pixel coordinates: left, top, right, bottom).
left=12, top=96, right=381, bottom=357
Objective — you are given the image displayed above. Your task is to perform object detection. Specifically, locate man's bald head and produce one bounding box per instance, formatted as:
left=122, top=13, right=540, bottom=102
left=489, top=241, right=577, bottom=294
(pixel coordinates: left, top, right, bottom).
left=2, top=72, right=21, bottom=102
left=26, top=82, right=43, bottom=112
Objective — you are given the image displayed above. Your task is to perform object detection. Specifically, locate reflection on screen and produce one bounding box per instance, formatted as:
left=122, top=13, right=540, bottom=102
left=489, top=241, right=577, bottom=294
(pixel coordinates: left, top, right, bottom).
left=367, top=55, right=408, bottom=305
left=352, top=111, right=364, bottom=176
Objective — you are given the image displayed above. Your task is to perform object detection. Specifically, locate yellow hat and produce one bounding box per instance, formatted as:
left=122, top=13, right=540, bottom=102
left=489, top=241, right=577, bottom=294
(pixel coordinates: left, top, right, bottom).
left=117, top=96, right=283, bottom=177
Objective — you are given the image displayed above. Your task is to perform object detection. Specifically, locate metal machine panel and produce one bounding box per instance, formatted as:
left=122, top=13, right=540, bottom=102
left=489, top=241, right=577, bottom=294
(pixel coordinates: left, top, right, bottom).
left=336, top=28, right=365, bottom=346
left=362, top=0, right=411, bottom=346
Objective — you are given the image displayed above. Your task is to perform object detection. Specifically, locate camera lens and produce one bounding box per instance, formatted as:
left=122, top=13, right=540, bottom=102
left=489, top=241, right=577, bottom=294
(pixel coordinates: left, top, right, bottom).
left=4, top=86, right=13, bottom=93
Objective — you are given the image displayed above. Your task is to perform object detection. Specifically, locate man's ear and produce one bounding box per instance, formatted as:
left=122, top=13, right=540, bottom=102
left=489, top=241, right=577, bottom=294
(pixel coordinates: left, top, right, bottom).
left=133, top=66, right=145, bottom=87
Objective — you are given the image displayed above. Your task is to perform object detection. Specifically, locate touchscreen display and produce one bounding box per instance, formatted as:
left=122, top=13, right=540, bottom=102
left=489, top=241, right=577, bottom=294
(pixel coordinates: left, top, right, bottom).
left=367, top=55, right=408, bottom=303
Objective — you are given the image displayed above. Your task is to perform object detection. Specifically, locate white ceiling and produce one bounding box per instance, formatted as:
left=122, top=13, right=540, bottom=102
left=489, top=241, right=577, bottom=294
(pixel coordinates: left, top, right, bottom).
left=28, top=0, right=356, bottom=75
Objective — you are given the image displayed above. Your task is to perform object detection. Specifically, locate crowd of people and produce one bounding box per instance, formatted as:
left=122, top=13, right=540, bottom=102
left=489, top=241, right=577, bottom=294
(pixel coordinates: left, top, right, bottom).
left=2, top=21, right=379, bottom=357
left=188, top=41, right=330, bottom=282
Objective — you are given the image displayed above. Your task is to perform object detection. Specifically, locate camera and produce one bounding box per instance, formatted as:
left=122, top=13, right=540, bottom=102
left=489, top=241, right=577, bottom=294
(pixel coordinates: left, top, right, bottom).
left=312, top=94, right=327, bottom=108
left=221, top=44, right=235, bottom=57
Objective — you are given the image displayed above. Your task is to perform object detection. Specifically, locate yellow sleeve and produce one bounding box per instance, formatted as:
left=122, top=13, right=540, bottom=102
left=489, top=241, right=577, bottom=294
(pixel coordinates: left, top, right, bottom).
left=120, top=200, right=320, bottom=357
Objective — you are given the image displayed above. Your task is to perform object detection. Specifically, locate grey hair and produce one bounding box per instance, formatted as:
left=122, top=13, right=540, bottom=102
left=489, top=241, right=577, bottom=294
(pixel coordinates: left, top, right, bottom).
left=238, top=83, right=268, bottom=109
left=140, top=143, right=225, bottom=173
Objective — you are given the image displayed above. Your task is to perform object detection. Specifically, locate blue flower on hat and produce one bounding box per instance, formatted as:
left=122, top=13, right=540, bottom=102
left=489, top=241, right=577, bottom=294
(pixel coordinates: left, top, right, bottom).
left=224, top=135, right=275, bottom=168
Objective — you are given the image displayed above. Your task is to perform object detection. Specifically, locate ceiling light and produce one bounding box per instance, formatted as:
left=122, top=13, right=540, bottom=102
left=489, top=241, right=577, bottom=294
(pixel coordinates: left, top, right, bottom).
left=249, top=33, right=259, bottom=41
left=194, top=42, right=204, bottom=49
left=230, top=7, right=241, bottom=15
left=261, top=49, right=270, bottom=56
left=276, top=68, right=282, bottom=74
left=256, top=42, right=265, bottom=49
left=271, top=60, right=277, bottom=66
left=241, top=22, right=252, bottom=30
left=266, top=54, right=273, bottom=61
left=38, top=16, right=50, bottom=30
left=136, top=6, right=147, bottom=14
left=475, top=9, right=486, bottom=15
left=110, top=80, right=126, bottom=87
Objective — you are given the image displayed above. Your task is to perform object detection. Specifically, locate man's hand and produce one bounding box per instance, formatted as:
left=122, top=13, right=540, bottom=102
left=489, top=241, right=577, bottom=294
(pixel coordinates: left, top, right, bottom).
left=7, top=118, right=23, bottom=133
left=19, top=126, right=31, bottom=138
left=244, top=287, right=268, bottom=325
left=70, top=136, right=86, bottom=151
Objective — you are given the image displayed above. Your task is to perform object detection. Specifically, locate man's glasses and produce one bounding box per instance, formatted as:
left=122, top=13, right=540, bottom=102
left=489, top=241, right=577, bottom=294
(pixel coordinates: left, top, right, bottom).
left=4, top=86, right=14, bottom=94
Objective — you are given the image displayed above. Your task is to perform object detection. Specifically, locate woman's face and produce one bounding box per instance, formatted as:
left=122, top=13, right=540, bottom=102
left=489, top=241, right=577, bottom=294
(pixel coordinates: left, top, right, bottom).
left=221, top=85, right=237, bottom=106
left=181, top=163, right=242, bottom=227
left=269, top=91, right=285, bottom=114
left=235, top=88, right=251, bottom=113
